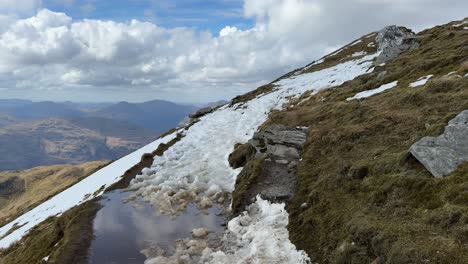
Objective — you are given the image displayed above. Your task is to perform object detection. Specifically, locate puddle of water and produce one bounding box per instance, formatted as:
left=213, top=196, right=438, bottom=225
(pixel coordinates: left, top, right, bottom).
left=88, top=190, right=224, bottom=264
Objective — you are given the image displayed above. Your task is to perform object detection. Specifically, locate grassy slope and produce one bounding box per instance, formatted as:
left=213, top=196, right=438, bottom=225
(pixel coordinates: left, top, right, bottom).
left=0, top=161, right=109, bottom=227
left=260, top=21, right=468, bottom=263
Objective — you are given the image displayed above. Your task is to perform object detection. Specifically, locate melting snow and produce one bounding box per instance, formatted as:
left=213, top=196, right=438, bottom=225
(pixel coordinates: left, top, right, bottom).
left=409, top=74, right=433, bottom=87
left=349, top=39, right=362, bottom=47
left=203, top=196, right=310, bottom=263
left=0, top=131, right=178, bottom=248
left=453, top=21, right=467, bottom=27
left=144, top=196, right=310, bottom=264
left=347, top=81, right=398, bottom=101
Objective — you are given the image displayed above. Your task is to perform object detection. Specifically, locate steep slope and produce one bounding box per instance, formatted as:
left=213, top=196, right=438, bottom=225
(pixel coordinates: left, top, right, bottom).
left=0, top=161, right=109, bottom=227
left=0, top=19, right=466, bottom=264
left=0, top=118, right=156, bottom=170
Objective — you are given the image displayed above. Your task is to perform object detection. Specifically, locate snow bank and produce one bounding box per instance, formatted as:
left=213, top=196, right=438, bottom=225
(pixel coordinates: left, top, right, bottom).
left=202, top=196, right=311, bottom=264
left=347, top=81, right=398, bottom=101
left=409, top=74, right=433, bottom=87
left=0, top=131, right=178, bottom=248
left=129, top=53, right=379, bottom=214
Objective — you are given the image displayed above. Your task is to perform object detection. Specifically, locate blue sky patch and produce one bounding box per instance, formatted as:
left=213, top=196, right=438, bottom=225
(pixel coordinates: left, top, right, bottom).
left=43, top=0, right=254, bottom=34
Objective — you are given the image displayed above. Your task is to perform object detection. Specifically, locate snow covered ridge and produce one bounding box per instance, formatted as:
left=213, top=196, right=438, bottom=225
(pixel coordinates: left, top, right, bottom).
left=0, top=132, right=178, bottom=249
left=347, top=80, right=398, bottom=101
left=128, top=52, right=379, bottom=215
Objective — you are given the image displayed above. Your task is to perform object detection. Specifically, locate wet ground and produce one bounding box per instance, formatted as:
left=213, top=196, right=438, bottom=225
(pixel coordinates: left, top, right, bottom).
left=87, top=190, right=225, bottom=264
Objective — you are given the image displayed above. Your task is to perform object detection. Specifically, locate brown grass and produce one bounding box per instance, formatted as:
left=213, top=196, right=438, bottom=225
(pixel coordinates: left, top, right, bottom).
left=0, top=161, right=109, bottom=227
left=258, top=21, right=468, bottom=263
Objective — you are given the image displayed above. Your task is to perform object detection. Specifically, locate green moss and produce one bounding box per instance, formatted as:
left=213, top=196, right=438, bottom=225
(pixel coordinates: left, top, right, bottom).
left=231, top=158, right=265, bottom=215
left=228, top=143, right=256, bottom=169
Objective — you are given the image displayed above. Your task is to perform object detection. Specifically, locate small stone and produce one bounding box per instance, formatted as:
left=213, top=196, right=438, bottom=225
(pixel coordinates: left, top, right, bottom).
left=199, top=197, right=212, bottom=209
left=377, top=71, right=387, bottom=79
left=192, top=228, right=209, bottom=238
left=300, top=203, right=308, bottom=209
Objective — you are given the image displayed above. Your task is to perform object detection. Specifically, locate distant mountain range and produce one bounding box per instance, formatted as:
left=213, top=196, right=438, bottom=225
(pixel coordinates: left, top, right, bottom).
left=0, top=99, right=200, bottom=171
left=0, top=99, right=197, bottom=133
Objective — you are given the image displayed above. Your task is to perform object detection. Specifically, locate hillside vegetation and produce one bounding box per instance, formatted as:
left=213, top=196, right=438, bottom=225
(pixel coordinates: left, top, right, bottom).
left=258, top=20, right=468, bottom=263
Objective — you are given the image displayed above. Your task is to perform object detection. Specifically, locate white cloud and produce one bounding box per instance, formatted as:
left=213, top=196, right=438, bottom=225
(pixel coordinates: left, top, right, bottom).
left=0, top=0, right=467, bottom=103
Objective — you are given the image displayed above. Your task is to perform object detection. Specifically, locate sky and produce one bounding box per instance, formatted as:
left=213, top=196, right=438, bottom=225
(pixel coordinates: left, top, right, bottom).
left=0, top=0, right=466, bottom=104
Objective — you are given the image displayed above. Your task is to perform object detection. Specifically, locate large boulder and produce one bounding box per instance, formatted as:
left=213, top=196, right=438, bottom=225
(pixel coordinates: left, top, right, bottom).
left=410, top=110, right=468, bottom=177
left=375, top=25, right=419, bottom=65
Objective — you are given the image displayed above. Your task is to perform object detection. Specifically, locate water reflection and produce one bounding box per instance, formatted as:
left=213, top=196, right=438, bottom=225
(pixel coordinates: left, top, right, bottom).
left=88, top=191, right=224, bottom=264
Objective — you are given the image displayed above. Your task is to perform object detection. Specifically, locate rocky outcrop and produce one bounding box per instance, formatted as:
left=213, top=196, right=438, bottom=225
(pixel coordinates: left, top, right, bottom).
left=189, top=107, right=214, bottom=119
left=230, top=125, right=308, bottom=214
left=410, top=110, right=468, bottom=177
left=375, top=25, right=419, bottom=65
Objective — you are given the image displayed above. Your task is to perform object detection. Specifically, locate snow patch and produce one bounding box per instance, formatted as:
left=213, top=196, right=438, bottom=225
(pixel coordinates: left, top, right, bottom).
left=409, top=74, right=433, bottom=87
left=349, top=39, right=362, bottom=47
left=0, top=131, right=178, bottom=249
left=347, top=81, right=398, bottom=101
left=351, top=51, right=367, bottom=57
left=453, top=21, right=467, bottom=27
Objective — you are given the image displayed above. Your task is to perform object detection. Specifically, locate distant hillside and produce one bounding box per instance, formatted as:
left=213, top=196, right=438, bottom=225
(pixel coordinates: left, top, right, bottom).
left=0, top=118, right=156, bottom=171
left=0, top=99, right=196, bottom=133
left=0, top=100, right=84, bottom=120
left=0, top=161, right=109, bottom=227
left=92, top=100, right=196, bottom=133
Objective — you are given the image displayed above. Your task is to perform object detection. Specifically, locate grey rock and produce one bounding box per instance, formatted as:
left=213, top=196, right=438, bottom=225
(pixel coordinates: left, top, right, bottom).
left=268, top=145, right=300, bottom=160
left=377, top=71, right=387, bottom=79
left=231, top=125, right=309, bottom=214
left=251, top=124, right=308, bottom=149
left=375, top=25, right=419, bottom=65
left=257, top=160, right=297, bottom=202
left=189, top=107, right=213, bottom=118
left=410, top=110, right=468, bottom=177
